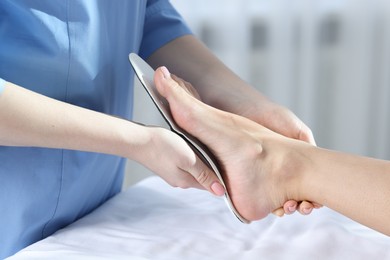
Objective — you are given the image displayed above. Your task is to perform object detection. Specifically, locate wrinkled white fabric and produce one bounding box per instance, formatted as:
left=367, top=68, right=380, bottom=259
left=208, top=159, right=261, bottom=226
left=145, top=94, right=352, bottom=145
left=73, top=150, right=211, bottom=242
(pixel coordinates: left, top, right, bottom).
left=9, top=176, right=390, bottom=260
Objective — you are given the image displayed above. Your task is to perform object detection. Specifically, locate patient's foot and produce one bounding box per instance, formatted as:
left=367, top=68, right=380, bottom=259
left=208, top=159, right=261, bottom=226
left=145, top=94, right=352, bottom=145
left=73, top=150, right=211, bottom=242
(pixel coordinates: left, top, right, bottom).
left=154, top=67, right=306, bottom=220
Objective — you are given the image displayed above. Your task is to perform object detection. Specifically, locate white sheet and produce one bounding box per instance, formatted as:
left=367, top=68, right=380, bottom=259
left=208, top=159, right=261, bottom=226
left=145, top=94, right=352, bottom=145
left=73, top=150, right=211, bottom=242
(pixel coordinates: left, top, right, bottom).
left=9, top=176, right=390, bottom=259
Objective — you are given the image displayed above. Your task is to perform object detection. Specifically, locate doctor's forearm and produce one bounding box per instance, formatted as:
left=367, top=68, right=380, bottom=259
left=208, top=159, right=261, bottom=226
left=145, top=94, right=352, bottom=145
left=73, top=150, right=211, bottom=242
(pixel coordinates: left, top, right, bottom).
left=147, top=35, right=265, bottom=113
left=0, top=81, right=149, bottom=159
left=0, top=81, right=227, bottom=195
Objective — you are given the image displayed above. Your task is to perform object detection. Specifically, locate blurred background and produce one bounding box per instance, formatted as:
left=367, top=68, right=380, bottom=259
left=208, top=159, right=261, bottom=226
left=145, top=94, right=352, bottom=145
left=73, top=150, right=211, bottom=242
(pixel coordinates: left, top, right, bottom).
left=124, top=0, right=390, bottom=188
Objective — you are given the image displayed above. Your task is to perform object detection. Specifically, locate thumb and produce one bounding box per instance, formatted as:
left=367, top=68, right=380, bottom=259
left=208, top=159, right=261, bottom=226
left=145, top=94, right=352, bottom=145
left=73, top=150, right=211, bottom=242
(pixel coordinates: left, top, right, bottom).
left=184, top=156, right=226, bottom=196
left=298, top=122, right=317, bottom=146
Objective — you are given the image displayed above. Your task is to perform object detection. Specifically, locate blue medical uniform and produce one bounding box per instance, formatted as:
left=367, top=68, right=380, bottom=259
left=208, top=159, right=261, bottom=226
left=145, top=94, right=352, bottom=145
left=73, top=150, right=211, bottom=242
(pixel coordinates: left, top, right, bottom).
left=0, top=0, right=191, bottom=257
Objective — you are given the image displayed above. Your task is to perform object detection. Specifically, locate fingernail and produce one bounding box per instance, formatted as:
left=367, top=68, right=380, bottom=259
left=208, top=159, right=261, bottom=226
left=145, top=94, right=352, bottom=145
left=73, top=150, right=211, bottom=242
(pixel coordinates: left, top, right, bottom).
left=211, top=182, right=225, bottom=196
left=161, top=66, right=171, bottom=79
left=275, top=209, right=284, bottom=217
left=303, top=208, right=312, bottom=215
left=288, top=206, right=296, bottom=213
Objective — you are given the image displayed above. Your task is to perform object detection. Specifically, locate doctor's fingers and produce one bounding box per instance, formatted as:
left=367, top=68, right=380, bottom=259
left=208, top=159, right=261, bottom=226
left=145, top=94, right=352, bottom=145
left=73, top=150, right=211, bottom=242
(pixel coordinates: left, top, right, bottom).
left=296, top=201, right=323, bottom=215
left=171, top=74, right=201, bottom=100
left=180, top=156, right=225, bottom=197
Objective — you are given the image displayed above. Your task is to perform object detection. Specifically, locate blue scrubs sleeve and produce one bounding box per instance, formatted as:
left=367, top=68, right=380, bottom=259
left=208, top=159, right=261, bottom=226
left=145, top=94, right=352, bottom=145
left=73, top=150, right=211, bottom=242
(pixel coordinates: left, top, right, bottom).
left=0, top=78, right=5, bottom=94
left=139, top=0, right=193, bottom=59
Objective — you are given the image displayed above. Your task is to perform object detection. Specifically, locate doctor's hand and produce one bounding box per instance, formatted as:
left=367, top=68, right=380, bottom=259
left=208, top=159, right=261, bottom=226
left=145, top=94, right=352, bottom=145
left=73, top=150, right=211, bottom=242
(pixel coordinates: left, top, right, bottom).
left=227, top=89, right=316, bottom=146
left=154, top=67, right=318, bottom=221
left=134, top=126, right=225, bottom=197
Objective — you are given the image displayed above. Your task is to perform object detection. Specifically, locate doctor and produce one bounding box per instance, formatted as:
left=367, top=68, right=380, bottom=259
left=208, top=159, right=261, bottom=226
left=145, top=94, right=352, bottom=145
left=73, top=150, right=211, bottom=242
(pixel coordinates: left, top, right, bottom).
left=0, top=1, right=315, bottom=257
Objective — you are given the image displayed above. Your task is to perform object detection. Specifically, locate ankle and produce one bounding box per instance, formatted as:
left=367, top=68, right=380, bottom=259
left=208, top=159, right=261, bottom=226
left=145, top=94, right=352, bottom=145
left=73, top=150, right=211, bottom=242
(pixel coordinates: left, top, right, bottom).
left=276, top=142, right=312, bottom=204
